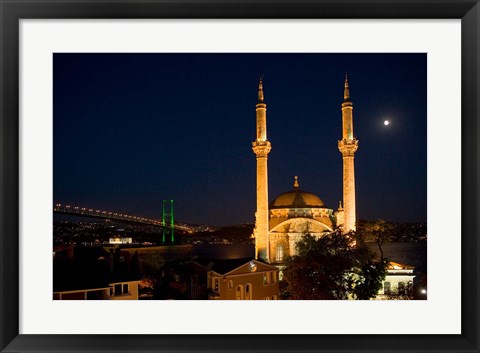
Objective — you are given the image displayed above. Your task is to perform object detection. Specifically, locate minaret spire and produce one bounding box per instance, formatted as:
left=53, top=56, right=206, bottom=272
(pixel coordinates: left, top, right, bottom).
left=258, top=76, right=264, bottom=103
left=338, top=74, right=358, bottom=233
left=344, top=73, right=350, bottom=101
left=293, top=176, right=299, bottom=189
left=252, top=77, right=271, bottom=261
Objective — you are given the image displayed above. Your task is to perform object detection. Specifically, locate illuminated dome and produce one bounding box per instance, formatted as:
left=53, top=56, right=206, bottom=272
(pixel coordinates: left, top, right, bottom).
left=270, top=176, right=326, bottom=209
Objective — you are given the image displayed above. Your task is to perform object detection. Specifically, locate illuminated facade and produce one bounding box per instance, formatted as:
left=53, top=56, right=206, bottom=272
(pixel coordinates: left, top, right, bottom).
left=338, top=75, right=358, bottom=232
left=206, top=259, right=279, bottom=300
left=375, top=262, right=415, bottom=299
left=252, top=76, right=358, bottom=264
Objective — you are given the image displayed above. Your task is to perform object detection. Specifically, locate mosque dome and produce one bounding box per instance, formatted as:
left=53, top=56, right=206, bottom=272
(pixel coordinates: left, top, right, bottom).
left=270, top=176, right=326, bottom=209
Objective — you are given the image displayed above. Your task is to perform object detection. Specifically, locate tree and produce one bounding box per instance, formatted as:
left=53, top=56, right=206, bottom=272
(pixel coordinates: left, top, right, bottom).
left=357, top=219, right=394, bottom=259
left=282, top=231, right=387, bottom=300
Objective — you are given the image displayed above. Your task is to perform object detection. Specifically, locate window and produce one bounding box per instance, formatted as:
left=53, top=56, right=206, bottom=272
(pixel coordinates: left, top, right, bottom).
left=214, top=278, right=220, bottom=293
left=275, top=245, right=284, bottom=262
left=384, top=281, right=391, bottom=294
left=263, top=272, right=270, bottom=285
left=228, top=280, right=233, bottom=289
left=113, top=283, right=129, bottom=296
left=398, top=281, right=405, bottom=294
left=245, top=283, right=252, bottom=300
left=236, top=285, right=244, bottom=300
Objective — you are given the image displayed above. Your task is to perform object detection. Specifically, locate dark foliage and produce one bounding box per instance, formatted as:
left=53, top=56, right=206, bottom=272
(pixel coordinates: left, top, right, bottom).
left=282, top=231, right=387, bottom=300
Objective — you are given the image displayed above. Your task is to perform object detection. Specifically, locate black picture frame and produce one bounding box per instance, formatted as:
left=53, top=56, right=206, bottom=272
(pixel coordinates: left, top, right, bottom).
left=1, top=1, right=478, bottom=352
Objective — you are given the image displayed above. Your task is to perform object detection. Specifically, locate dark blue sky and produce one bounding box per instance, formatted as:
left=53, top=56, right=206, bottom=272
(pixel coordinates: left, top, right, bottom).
left=54, top=53, right=427, bottom=226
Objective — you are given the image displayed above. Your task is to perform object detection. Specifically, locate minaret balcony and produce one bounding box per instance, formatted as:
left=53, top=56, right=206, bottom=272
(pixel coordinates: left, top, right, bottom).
left=252, top=140, right=271, bottom=157
left=338, top=138, right=358, bottom=156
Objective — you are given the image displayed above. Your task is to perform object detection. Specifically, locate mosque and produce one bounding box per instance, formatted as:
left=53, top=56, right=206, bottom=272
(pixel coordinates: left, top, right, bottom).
left=252, top=76, right=358, bottom=264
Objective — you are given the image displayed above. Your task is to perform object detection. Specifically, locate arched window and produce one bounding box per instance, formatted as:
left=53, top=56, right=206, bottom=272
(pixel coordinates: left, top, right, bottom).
left=263, top=272, right=270, bottom=285
left=236, top=285, right=244, bottom=300
left=213, top=278, right=220, bottom=293
left=275, top=245, right=284, bottom=262
left=245, top=283, right=252, bottom=300
left=384, top=281, right=391, bottom=294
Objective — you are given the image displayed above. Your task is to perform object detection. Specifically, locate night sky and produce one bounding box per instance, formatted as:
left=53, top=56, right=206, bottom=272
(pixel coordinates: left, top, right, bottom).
left=54, top=53, right=427, bottom=226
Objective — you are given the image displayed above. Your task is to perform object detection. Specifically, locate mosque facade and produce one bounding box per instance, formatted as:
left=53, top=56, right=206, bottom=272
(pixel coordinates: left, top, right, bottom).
left=252, top=77, right=358, bottom=264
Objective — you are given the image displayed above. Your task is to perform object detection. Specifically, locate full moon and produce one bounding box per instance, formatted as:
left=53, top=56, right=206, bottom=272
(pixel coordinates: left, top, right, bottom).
left=384, top=120, right=390, bottom=126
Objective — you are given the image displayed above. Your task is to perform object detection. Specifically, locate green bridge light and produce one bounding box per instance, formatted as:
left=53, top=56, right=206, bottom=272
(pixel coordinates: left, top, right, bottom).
left=162, top=200, right=174, bottom=245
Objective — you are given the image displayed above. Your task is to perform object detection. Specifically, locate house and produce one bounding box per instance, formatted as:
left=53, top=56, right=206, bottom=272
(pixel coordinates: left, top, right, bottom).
left=53, top=245, right=141, bottom=300
left=376, top=261, right=415, bottom=299
left=194, top=258, right=280, bottom=300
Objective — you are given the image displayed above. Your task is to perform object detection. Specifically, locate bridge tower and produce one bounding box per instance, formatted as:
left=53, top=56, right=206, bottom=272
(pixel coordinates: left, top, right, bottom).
left=162, top=200, right=174, bottom=244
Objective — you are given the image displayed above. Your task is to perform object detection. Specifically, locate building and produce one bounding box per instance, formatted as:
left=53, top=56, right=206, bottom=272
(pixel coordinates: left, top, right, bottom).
left=109, top=236, right=133, bottom=244
left=197, top=258, right=279, bottom=300
left=252, top=76, right=358, bottom=264
left=160, top=258, right=279, bottom=300
left=53, top=246, right=142, bottom=300
left=250, top=79, right=417, bottom=299
left=53, top=279, right=141, bottom=300
left=376, top=261, right=415, bottom=299
left=159, top=260, right=210, bottom=300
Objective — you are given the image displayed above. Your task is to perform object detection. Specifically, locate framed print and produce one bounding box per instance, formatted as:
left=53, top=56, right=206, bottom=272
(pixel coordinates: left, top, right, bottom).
left=1, top=0, right=479, bottom=352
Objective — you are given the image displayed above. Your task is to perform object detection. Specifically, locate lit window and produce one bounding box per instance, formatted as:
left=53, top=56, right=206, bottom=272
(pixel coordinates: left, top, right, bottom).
left=263, top=272, right=270, bottom=285
left=214, top=278, right=220, bottom=293
left=245, top=283, right=252, bottom=300
left=384, top=281, right=391, bottom=294
left=236, top=285, right=244, bottom=300
left=275, top=245, right=284, bottom=262
left=228, top=280, right=233, bottom=289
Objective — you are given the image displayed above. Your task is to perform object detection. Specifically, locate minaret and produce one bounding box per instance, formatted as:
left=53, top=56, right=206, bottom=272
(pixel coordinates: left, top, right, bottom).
left=252, top=77, right=271, bottom=261
left=338, top=74, right=358, bottom=232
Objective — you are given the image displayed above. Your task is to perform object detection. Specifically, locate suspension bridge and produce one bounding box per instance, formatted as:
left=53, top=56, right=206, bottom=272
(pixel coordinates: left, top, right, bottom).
left=53, top=201, right=195, bottom=238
